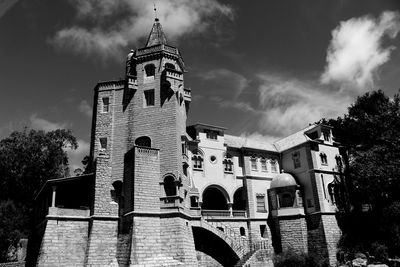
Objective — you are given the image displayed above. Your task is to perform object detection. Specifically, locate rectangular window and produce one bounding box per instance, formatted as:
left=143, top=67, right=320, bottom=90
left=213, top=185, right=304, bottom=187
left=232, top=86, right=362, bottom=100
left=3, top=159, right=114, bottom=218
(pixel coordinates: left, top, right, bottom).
left=261, top=159, right=267, bottom=172
left=251, top=157, right=258, bottom=171
left=205, top=130, right=218, bottom=140
left=102, top=97, right=109, bottom=112
left=271, top=160, right=278, bottom=173
left=307, top=199, right=314, bottom=208
left=144, top=89, right=155, bottom=106
left=256, top=195, right=266, bottom=212
left=99, top=137, right=107, bottom=150
left=292, top=151, right=301, bottom=168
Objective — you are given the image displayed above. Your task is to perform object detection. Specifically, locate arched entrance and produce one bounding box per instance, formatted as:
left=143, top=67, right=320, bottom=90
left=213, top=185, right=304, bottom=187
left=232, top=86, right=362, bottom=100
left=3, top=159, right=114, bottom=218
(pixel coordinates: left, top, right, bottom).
left=202, top=186, right=229, bottom=210
left=232, top=187, right=246, bottom=210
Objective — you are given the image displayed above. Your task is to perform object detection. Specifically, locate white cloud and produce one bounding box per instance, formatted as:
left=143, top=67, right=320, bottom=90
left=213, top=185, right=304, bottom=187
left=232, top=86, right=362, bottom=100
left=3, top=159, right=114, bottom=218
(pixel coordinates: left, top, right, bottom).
left=256, top=73, right=351, bottom=138
left=66, top=139, right=90, bottom=172
left=78, top=100, right=92, bottom=118
left=202, top=69, right=249, bottom=99
left=51, top=0, right=233, bottom=59
left=29, top=114, right=69, bottom=132
left=321, top=11, right=400, bottom=91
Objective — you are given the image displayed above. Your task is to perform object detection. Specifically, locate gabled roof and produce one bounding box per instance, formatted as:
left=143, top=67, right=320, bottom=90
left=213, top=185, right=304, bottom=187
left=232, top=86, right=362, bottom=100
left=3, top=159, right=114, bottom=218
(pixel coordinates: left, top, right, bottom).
left=273, top=124, right=317, bottom=152
left=224, top=134, right=278, bottom=152
left=146, top=18, right=168, bottom=47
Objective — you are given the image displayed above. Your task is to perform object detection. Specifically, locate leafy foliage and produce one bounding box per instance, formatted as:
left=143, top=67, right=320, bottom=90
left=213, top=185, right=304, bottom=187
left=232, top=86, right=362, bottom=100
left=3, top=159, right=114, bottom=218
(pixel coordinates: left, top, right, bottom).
left=320, top=90, right=400, bottom=257
left=0, top=128, right=77, bottom=262
left=273, top=249, right=328, bottom=267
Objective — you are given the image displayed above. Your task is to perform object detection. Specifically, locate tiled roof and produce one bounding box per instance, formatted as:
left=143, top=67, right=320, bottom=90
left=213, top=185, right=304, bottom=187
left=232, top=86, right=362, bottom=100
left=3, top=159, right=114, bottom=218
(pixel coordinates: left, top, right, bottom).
left=273, top=124, right=316, bottom=152
left=146, top=18, right=168, bottom=47
left=224, top=134, right=278, bottom=152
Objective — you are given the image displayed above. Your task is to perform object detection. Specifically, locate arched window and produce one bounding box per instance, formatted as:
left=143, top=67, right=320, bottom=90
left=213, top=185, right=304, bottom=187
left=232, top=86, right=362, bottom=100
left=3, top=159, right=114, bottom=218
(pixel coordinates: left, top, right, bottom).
left=223, top=154, right=233, bottom=172
left=164, top=176, right=176, bottom=197
left=240, top=227, right=246, bottom=236
left=251, top=156, right=258, bottom=171
left=320, top=152, right=328, bottom=165
left=165, top=63, right=175, bottom=70
left=135, top=136, right=151, bottom=147
left=111, top=181, right=123, bottom=203
left=144, top=64, right=155, bottom=77
left=192, top=150, right=203, bottom=170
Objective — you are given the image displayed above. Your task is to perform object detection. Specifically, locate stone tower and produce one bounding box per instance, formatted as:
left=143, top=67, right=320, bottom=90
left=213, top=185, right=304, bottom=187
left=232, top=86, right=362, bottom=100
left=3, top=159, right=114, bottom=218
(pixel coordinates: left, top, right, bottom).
left=88, top=17, right=196, bottom=266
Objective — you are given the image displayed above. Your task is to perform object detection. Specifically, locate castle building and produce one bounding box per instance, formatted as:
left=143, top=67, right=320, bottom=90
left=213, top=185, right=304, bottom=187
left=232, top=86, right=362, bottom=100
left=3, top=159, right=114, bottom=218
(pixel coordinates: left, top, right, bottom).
left=28, top=18, right=343, bottom=267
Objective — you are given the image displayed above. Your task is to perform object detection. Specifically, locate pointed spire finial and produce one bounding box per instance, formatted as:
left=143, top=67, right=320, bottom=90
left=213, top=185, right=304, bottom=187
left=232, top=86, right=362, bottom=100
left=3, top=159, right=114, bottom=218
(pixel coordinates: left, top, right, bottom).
left=153, top=2, right=158, bottom=21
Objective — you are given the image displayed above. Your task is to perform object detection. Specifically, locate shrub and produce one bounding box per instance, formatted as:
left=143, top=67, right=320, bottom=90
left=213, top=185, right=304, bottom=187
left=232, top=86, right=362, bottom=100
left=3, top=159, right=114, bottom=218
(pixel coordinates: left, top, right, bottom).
left=273, top=249, right=327, bottom=267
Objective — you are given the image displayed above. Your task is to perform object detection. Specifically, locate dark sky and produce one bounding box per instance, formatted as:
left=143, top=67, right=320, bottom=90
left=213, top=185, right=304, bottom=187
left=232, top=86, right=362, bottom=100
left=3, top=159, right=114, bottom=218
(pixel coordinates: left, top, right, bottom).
left=1, top=0, right=400, bottom=169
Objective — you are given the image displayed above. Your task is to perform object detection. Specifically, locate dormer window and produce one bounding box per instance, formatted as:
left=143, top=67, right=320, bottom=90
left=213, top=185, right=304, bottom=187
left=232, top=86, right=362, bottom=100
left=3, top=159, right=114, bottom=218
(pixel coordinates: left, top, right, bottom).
left=145, top=64, right=155, bottom=77
left=205, top=130, right=218, bottom=140
left=322, top=130, right=330, bottom=142
left=320, top=152, right=328, bottom=165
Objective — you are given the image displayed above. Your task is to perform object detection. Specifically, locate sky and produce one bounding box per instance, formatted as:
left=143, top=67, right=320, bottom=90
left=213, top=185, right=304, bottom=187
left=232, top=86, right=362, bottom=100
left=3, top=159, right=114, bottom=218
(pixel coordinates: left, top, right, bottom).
left=1, top=0, right=400, bottom=170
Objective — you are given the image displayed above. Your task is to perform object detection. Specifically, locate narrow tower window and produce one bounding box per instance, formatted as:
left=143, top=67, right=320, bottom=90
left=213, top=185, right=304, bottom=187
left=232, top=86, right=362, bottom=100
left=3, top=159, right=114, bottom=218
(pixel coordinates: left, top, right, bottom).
left=99, top=137, right=107, bottom=150
left=256, top=194, right=266, bottom=212
left=144, top=89, right=155, bottom=107
left=102, top=97, right=109, bottom=113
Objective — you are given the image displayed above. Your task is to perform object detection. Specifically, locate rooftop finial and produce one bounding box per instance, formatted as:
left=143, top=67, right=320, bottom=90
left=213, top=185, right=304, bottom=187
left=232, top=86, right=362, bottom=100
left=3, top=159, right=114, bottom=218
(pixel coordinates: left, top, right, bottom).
left=153, top=2, right=159, bottom=21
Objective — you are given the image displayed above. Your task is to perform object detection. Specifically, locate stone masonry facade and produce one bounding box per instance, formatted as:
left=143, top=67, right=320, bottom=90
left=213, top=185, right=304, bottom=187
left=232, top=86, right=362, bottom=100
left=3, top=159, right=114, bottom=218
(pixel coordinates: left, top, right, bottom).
left=28, top=17, right=344, bottom=267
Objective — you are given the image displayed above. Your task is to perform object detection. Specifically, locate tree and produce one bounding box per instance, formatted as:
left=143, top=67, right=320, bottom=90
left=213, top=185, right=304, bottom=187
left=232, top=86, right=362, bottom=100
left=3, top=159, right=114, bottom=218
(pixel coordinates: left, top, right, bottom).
left=0, top=128, right=77, bottom=262
left=321, top=90, right=400, bottom=208
left=320, top=90, right=400, bottom=257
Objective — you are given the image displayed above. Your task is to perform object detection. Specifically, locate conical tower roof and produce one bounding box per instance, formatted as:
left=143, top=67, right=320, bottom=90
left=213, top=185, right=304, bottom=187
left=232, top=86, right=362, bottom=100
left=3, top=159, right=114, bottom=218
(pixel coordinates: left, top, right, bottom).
left=146, top=18, right=168, bottom=47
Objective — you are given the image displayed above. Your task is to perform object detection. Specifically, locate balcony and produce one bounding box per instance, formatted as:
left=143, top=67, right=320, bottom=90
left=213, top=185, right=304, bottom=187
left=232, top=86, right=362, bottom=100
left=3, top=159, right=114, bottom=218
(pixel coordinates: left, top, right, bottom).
left=184, top=88, right=191, bottom=102
left=201, top=209, right=247, bottom=218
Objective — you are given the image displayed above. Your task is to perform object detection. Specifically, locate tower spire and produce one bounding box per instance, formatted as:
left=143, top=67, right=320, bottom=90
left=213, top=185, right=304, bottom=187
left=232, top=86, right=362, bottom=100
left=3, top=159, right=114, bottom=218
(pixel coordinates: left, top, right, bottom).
left=145, top=4, right=167, bottom=47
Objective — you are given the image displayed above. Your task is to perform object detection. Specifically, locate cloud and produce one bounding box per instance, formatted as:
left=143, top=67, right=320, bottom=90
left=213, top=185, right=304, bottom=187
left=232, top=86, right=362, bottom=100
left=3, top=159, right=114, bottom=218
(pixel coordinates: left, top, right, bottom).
left=66, top=139, right=90, bottom=172
left=29, top=114, right=69, bottom=132
left=321, top=11, right=400, bottom=91
left=256, top=73, right=352, bottom=138
left=201, top=69, right=249, bottom=99
left=0, top=0, right=18, bottom=19
left=78, top=100, right=92, bottom=118
left=51, top=0, right=233, bottom=59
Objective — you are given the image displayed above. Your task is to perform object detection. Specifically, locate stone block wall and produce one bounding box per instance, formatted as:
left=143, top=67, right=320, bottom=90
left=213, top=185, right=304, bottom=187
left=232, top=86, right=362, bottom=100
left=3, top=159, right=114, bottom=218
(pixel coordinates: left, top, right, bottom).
left=36, top=218, right=89, bottom=266
left=86, top=219, right=119, bottom=266
left=160, top=217, right=197, bottom=265
left=279, top=216, right=308, bottom=253
left=307, top=213, right=340, bottom=266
